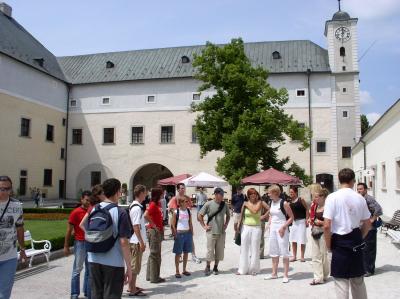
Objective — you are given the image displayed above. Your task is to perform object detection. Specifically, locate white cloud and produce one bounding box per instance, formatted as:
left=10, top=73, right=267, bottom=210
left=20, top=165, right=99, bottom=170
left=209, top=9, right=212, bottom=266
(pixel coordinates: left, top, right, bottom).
left=360, top=90, right=373, bottom=105
left=344, top=0, right=400, bottom=19
left=366, top=112, right=381, bottom=125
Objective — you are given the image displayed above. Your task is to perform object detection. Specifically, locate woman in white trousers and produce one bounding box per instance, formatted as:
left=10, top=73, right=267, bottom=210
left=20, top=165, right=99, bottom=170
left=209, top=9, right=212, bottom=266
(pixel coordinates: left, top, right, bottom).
left=237, top=188, right=269, bottom=275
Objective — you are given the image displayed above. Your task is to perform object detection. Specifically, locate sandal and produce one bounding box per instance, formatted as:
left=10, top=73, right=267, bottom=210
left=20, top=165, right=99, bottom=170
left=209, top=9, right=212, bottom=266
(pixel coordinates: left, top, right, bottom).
left=175, top=273, right=182, bottom=278
left=182, top=271, right=191, bottom=276
left=129, top=290, right=147, bottom=297
left=310, top=280, right=323, bottom=285
left=289, top=258, right=297, bottom=262
left=128, top=287, right=144, bottom=293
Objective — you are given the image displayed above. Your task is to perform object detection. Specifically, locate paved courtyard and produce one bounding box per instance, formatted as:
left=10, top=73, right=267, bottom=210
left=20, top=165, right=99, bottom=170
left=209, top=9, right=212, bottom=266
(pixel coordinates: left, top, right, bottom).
left=12, top=211, right=400, bottom=299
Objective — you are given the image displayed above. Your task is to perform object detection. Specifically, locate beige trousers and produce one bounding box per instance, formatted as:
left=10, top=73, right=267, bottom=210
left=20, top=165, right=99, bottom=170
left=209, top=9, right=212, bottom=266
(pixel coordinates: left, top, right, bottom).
left=334, top=277, right=368, bottom=299
left=311, top=234, right=330, bottom=282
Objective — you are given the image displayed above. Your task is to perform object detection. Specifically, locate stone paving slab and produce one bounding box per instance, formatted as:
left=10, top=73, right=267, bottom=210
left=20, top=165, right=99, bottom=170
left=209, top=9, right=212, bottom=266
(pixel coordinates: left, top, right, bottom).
left=11, top=211, right=400, bottom=298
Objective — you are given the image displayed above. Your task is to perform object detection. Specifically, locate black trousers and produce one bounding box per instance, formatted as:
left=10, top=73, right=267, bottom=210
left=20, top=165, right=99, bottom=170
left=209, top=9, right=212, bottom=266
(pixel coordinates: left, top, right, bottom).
left=89, top=262, right=124, bottom=299
left=363, top=229, right=377, bottom=274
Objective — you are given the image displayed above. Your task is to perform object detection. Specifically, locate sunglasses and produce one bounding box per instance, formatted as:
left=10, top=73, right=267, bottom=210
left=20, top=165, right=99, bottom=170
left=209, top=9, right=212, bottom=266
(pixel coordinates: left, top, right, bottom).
left=0, top=187, right=12, bottom=192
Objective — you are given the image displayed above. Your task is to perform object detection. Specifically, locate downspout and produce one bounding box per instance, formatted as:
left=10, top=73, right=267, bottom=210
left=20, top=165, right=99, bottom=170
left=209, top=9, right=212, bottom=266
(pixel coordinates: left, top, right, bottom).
left=360, top=139, right=366, bottom=182
left=64, top=84, right=71, bottom=199
left=307, top=68, right=313, bottom=180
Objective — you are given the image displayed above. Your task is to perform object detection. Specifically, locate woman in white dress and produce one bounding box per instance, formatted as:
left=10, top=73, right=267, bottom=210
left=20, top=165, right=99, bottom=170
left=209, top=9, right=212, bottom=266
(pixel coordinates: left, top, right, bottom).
left=264, top=185, right=294, bottom=283
left=288, top=186, right=309, bottom=262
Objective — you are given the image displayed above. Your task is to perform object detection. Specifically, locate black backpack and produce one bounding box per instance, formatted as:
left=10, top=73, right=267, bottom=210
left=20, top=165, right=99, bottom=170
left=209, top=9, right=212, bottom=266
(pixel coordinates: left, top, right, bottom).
left=279, top=199, right=290, bottom=221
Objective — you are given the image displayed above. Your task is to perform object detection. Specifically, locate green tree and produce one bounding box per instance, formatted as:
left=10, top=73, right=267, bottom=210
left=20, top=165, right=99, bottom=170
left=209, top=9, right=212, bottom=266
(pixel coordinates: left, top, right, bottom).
left=192, top=38, right=311, bottom=186
left=361, top=114, right=370, bottom=136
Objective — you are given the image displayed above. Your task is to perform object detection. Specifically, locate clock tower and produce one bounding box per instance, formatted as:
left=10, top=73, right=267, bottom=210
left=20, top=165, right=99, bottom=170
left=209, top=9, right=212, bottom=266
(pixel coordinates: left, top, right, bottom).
left=324, top=4, right=361, bottom=178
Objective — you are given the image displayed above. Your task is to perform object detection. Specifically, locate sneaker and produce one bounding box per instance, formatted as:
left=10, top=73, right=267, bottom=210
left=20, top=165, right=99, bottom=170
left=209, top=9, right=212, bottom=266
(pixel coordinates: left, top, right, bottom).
left=192, top=255, right=202, bottom=264
left=213, top=267, right=219, bottom=275
left=204, top=267, right=211, bottom=276
left=264, top=274, right=278, bottom=280
left=282, top=277, right=289, bottom=283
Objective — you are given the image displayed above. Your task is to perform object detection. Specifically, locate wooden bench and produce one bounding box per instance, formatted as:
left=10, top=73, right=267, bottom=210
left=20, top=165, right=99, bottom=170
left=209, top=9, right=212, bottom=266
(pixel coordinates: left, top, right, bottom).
left=381, top=210, right=400, bottom=231
left=18, top=230, right=52, bottom=268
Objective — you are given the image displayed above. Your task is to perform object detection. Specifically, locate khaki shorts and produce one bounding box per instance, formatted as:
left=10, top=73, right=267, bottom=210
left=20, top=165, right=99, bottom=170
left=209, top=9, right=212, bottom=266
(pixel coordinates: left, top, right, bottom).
left=130, top=243, right=143, bottom=275
left=233, top=212, right=241, bottom=224
left=206, top=232, right=226, bottom=262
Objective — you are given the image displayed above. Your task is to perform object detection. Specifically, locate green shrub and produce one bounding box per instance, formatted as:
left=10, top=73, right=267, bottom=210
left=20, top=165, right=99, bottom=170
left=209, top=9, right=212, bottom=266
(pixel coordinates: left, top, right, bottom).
left=23, top=208, right=73, bottom=214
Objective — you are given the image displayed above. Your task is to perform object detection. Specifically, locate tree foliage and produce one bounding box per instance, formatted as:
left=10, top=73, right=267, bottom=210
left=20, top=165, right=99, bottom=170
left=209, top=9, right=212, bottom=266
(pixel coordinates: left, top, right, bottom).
left=192, top=38, right=311, bottom=186
left=361, top=114, right=370, bottom=136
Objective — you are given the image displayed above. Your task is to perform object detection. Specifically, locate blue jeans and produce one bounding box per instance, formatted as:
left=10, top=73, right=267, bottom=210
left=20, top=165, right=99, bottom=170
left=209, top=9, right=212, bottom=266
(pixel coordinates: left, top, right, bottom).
left=0, top=258, right=18, bottom=299
left=71, top=240, right=90, bottom=298
left=197, top=205, right=204, bottom=213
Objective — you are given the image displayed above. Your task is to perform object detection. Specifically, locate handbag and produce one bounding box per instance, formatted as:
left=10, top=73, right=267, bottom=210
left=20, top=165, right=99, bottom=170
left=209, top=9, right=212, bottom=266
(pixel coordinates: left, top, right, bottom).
left=311, top=226, right=324, bottom=240
left=234, top=206, right=245, bottom=246
left=373, top=217, right=382, bottom=228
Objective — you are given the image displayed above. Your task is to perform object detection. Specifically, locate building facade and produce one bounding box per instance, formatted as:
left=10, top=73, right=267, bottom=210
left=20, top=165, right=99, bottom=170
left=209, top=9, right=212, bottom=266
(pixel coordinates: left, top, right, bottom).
left=0, top=3, right=361, bottom=200
left=353, top=99, right=400, bottom=217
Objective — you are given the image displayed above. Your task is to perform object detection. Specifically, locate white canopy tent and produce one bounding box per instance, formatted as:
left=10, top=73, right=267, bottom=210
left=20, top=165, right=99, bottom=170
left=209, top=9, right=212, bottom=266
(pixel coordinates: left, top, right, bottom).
left=180, top=172, right=229, bottom=188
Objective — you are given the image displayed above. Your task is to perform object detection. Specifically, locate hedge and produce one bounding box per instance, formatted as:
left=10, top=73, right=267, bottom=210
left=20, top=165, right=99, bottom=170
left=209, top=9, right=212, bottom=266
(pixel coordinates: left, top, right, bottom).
left=23, top=208, right=73, bottom=214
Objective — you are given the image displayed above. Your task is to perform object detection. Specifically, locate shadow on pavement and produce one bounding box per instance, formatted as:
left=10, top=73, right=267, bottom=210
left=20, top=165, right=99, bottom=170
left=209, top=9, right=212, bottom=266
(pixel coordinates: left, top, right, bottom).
left=374, top=264, right=400, bottom=275
left=133, top=283, right=198, bottom=296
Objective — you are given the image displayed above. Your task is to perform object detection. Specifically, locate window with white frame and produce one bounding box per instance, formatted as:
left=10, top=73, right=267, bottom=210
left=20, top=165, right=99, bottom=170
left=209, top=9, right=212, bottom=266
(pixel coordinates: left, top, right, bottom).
left=192, top=93, right=201, bottom=101
left=191, top=125, right=198, bottom=143
left=70, top=99, right=77, bottom=107
left=103, top=128, right=115, bottom=144
left=296, top=89, right=306, bottom=97
left=131, top=126, right=144, bottom=144
left=102, top=97, right=110, bottom=105
left=382, top=162, right=386, bottom=189
left=342, top=110, right=349, bottom=118
left=161, top=126, right=174, bottom=144
left=20, top=118, right=30, bottom=137
left=316, top=141, right=327, bottom=153
left=72, top=129, right=82, bottom=144
left=342, top=87, right=347, bottom=93
left=146, top=95, right=156, bottom=104
left=342, top=146, right=351, bottom=158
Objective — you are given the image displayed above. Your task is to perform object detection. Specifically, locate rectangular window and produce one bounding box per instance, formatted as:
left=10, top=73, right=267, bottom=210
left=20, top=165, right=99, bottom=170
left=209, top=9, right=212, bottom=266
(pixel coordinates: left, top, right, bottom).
left=296, top=89, right=306, bottom=97
left=43, top=169, right=52, bottom=186
left=60, top=148, right=65, bottom=159
left=20, top=118, right=30, bottom=137
left=147, top=95, right=156, bottom=103
left=382, top=163, right=386, bottom=189
left=298, top=122, right=306, bottom=128
left=342, top=87, right=347, bottom=93
left=62, top=118, right=66, bottom=126
left=131, top=126, right=144, bottom=144
left=342, top=146, right=351, bottom=158
left=316, top=141, right=327, bottom=153
left=161, top=126, right=174, bottom=144
left=20, top=170, right=28, bottom=177
left=70, top=99, right=77, bottom=107
left=102, top=97, right=110, bottom=105
left=19, top=177, right=27, bottom=196
left=342, top=111, right=349, bottom=118
left=192, top=125, right=198, bottom=143
left=396, top=159, right=400, bottom=189
left=103, top=128, right=115, bottom=144
left=192, top=93, right=201, bottom=101
left=91, top=171, right=101, bottom=187
left=72, top=129, right=82, bottom=145
left=46, top=124, right=54, bottom=141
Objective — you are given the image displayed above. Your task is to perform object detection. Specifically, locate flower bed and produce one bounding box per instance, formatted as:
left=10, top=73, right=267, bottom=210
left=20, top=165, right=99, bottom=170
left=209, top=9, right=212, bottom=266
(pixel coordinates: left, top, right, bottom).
left=24, top=213, right=69, bottom=221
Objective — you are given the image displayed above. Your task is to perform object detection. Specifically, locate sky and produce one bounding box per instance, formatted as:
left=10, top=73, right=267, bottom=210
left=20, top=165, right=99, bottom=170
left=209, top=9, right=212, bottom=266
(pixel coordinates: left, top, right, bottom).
left=5, top=0, right=400, bottom=124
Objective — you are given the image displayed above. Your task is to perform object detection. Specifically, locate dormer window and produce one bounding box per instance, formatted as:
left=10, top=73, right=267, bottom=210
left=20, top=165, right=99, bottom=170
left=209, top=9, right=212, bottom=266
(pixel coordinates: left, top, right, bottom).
left=106, top=61, right=114, bottom=68
left=272, top=51, right=281, bottom=59
left=34, top=58, right=44, bottom=67
left=340, top=47, right=346, bottom=57
left=181, top=56, right=190, bottom=64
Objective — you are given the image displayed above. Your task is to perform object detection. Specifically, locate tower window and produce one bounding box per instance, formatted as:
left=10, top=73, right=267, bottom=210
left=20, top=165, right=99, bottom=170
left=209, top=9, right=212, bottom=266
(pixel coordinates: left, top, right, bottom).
left=106, top=61, right=114, bottom=68
left=340, top=47, right=346, bottom=57
left=102, top=97, right=110, bottom=105
left=272, top=51, right=281, bottom=59
left=342, top=66, right=346, bottom=71
left=296, top=89, right=306, bottom=97
left=181, top=56, right=190, bottom=63
left=34, top=58, right=44, bottom=67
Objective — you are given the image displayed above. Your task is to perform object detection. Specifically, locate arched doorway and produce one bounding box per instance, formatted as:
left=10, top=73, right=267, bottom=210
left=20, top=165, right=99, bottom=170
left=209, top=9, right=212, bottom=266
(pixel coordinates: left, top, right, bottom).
left=76, top=163, right=113, bottom=197
left=131, top=163, right=173, bottom=190
left=316, top=173, right=334, bottom=193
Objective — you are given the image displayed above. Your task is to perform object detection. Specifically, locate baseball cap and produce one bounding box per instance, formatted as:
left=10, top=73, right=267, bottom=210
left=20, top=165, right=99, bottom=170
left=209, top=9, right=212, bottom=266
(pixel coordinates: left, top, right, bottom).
left=213, top=187, right=226, bottom=195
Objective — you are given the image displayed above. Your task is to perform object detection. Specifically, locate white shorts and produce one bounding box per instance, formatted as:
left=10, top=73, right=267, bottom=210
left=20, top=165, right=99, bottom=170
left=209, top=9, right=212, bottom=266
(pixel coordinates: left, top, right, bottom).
left=269, top=224, right=290, bottom=258
left=289, top=219, right=308, bottom=244
left=233, top=212, right=241, bottom=224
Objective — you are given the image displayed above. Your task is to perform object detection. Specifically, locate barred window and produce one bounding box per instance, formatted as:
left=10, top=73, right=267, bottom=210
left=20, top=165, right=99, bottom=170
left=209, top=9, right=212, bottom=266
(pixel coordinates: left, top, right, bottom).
left=132, top=126, right=144, bottom=144
left=103, top=128, right=115, bottom=144
left=161, top=126, right=174, bottom=144
left=20, top=118, right=30, bottom=137
left=72, top=129, right=82, bottom=144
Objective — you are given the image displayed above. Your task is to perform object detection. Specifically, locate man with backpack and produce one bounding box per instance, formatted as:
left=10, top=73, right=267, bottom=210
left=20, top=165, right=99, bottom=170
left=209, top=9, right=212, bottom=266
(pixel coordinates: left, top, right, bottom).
left=127, top=185, right=147, bottom=297
left=198, top=187, right=230, bottom=276
left=64, top=190, right=92, bottom=299
left=85, top=178, right=132, bottom=299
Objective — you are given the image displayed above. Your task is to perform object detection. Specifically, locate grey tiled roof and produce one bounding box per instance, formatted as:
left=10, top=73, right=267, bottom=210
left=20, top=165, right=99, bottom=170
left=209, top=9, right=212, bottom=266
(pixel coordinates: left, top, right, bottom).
left=0, top=10, right=66, bottom=81
left=58, top=40, right=330, bottom=84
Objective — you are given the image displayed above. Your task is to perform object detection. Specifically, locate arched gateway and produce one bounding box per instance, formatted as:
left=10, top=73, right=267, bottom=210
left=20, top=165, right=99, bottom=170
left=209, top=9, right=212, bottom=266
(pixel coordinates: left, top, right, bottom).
left=131, top=163, right=173, bottom=190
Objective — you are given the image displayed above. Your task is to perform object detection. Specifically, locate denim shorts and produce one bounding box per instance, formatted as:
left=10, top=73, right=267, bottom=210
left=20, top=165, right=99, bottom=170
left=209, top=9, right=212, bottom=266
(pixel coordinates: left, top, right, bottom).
left=173, top=231, right=193, bottom=254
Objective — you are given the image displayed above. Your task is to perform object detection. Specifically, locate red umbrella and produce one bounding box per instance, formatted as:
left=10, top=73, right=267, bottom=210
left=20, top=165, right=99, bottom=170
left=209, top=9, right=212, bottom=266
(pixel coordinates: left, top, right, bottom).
left=241, top=168, right=301, bottom=185
left=158, top=173, right=192, bottom=186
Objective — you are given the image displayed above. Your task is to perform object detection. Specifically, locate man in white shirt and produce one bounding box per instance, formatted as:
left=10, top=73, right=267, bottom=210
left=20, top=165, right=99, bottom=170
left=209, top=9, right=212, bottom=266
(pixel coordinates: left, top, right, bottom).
left=128, top=184, right=147, bottom=297
left=323, top=168, right=371, bottom=299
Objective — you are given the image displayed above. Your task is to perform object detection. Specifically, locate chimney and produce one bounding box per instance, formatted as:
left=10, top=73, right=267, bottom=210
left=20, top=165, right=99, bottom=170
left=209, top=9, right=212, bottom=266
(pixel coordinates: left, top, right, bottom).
left=0, top=2, right=12, bottom=18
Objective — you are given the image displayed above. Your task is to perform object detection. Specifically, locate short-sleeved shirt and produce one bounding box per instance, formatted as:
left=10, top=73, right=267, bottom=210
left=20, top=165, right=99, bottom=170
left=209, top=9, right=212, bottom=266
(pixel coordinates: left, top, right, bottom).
left=199, top=200, right=229, bottom=234
left=231, top=193, right=246, bottom=213
left=323, top=188, right=371, bottom=235
left=68, top=206, right=87, bottom=241
left=196, top=192, right=208, bottom=206
left=0, top=198, right=24, bottom=262
left=147, top=202, right=164, bottom=232
left=88, top=202, right=132, bottom=268
left=129, top=200, right=147, bottom=244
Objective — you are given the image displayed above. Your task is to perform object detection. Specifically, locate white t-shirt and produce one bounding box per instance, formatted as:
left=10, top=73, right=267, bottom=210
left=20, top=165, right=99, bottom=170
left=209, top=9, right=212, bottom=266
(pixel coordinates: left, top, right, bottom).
left=176, top=208, right=190, bottom=231
left=323, top=188, right=370, bottom=235
left=129, top=200, right=147, bottom=244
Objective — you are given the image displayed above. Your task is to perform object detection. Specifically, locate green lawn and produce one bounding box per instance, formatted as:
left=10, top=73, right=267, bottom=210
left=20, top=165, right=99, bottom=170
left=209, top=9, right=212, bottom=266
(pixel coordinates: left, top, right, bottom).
left=23, top=220, right=67, bottom=241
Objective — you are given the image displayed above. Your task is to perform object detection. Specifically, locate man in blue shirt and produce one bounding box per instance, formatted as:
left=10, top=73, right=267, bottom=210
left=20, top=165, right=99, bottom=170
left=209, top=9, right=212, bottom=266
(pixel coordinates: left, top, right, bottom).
left=231, top=186, right=246, bottom=234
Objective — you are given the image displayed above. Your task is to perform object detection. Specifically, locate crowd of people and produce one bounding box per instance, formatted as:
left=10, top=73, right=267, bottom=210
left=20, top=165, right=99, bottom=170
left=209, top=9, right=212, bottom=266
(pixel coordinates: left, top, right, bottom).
left=0, top=167, right=384, bottom=299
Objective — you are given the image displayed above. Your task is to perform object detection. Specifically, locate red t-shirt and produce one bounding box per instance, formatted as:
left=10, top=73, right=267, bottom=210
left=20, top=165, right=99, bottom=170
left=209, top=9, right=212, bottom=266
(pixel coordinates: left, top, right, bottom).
left=147, top=202, right=164, bottom=232
left=68, top=206, right=87, bottom=241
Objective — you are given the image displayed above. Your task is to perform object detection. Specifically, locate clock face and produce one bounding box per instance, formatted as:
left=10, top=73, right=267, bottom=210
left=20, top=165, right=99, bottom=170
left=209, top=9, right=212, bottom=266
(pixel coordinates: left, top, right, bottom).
left=335, top=27, right=351, bottom=42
